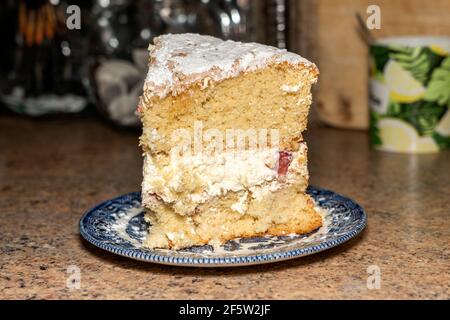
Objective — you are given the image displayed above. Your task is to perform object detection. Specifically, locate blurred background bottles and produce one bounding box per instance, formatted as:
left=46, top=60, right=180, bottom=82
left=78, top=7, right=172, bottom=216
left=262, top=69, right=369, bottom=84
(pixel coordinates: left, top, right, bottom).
left=87, top=0, right=283, bottom=127
left=0, top=0, right=91, bottom=116
left=0, top=0, right=286, bottom=127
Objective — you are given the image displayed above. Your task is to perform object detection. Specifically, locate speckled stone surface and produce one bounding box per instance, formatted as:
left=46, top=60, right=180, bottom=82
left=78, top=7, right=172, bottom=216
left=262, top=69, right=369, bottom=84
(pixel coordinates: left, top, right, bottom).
left=0, top=114, right=448, bottom=300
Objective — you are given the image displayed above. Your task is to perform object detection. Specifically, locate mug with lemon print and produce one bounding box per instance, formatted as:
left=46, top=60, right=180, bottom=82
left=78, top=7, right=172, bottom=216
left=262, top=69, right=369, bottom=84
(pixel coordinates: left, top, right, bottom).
left=369, top=36, right=450, bottom=153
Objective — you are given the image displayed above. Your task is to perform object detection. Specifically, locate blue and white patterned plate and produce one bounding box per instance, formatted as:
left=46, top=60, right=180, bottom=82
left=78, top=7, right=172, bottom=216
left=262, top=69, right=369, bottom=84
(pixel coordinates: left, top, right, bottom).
left=79, top=187, right=366, bottom=267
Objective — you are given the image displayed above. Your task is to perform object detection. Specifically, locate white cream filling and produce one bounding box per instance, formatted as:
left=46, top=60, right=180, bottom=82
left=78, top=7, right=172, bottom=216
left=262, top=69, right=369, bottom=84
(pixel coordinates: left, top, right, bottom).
left=142, top=148, right=279, bottom=205
left=142, top=143, right=309, bottom=212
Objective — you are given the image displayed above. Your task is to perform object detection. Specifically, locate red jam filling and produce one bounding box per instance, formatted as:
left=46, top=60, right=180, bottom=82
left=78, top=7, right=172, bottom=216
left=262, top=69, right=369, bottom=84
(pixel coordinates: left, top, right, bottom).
left=278, top=151, right=293, bottom=176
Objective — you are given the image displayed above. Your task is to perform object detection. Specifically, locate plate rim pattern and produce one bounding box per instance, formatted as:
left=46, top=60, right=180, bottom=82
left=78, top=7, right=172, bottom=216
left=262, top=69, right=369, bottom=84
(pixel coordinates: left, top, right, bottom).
left=79, top=187, right=367, bottom=267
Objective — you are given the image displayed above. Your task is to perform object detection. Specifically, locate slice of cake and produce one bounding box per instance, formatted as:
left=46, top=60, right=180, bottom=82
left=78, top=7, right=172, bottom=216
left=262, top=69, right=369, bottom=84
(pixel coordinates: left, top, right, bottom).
left=138, top=33, right=322, bottom=249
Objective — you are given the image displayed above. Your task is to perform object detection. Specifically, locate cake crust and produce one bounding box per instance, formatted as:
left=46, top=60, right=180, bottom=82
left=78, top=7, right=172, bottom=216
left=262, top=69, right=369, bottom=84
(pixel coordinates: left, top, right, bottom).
left=140, top=33, right=318, bottom=105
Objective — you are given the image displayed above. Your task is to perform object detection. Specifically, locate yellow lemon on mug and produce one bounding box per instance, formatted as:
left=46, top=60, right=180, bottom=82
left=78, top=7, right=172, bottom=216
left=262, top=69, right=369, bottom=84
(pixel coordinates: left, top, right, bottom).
left=384, top=60, right=426, bottom=104
left=430, top=44, right=450, bottom=56
left=378, top=118, right=418, bottom=152
left=378, top=118, right=440, bottom=153
left=435, top=109, right=450, bottom=136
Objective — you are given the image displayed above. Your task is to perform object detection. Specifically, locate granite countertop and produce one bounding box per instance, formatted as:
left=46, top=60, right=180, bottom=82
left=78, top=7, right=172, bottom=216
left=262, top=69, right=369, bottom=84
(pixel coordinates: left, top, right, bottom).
left=0, top=114, right=448, bottom=299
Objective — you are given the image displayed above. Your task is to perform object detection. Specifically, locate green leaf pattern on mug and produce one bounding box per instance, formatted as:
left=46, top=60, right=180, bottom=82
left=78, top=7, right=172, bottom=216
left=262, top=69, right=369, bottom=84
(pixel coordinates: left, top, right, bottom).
left=424, top=57, right=450, bottom=106
left=389, top=47, right=442, bottom=85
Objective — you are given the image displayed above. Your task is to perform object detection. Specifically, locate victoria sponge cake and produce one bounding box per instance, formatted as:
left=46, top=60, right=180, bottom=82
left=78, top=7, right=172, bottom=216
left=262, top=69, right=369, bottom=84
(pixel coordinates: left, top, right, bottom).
left=138, top=33, right=322, bottom=249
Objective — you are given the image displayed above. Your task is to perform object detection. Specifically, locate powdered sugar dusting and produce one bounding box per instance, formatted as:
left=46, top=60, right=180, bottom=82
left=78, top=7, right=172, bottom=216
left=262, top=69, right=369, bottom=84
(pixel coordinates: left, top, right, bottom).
left=143, top=33, right=317, bottom=100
